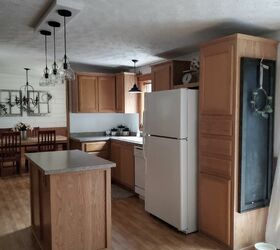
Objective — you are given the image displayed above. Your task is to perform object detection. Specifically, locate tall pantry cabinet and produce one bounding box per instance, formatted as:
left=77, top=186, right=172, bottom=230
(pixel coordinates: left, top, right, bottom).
left=198, top=34, right=278, bottom=249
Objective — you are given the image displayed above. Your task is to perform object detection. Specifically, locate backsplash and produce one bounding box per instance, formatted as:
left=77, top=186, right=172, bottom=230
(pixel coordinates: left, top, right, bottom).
left=70, top=113, right=139, bottom=133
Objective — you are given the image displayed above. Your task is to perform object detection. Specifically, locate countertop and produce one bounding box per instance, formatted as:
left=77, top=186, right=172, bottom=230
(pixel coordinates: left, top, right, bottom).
left=25, top=150, right=115, bottom=175
left=70, top=135, right=143, bottom=145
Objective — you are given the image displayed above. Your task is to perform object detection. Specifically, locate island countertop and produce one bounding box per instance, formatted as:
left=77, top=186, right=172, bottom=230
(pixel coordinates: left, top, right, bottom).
left=25, top=149, right=115, bottom=175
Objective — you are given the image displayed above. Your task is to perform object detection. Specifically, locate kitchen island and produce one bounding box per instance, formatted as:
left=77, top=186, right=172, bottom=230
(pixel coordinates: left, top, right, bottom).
left=25, top=150, right=115, bottom=250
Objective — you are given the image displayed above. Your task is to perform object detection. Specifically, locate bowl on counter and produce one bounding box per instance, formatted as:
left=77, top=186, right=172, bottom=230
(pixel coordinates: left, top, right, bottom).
left=255, top=242, right=277, bottom=250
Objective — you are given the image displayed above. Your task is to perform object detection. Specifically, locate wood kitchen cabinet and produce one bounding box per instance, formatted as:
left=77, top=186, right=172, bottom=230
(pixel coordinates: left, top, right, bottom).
left=77, top=75, right=99, bottom=112
left=116, top=72, right=139, bottom=113
left=70, top=139, right=110, bottom=160
left=110, top=140, right=135, bottom=190
left=27, top=151, right=113, bottom=250
left=198, top=33, right=278, bottom=249
left=71, top=72, right=139, bottom=113
left=98, top=76, right=116, bottom=112
left=71, top=73, right=116, bottom=113
left=151, top=60, right=190, bottom=91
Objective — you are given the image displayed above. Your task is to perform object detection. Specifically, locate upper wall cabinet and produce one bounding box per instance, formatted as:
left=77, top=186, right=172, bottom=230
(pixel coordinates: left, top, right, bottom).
left=77, top=75, right=99, bottom=113
left=116, top=72, right=139, bottom=113
left=151, top=60, right=190, bottom=91
left=200, top=41, right=234, bottom=115
left=71, top=73, right=116, bottom=113
left=98, top=76, right=116, bottom=112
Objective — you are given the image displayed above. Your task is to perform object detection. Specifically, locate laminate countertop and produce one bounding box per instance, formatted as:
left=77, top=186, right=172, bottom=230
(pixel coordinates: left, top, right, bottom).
left=70, top=135, right=143, bottom=145
left=25, top=150, right=115, bottom=175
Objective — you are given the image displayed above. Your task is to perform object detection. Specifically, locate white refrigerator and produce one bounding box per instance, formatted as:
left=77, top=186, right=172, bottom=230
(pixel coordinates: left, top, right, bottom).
left=143, top=88, right=198, bottom=233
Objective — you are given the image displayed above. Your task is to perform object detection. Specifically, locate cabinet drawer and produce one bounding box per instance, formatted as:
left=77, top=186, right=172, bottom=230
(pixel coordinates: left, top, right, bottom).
left=84, top=141, right=108, bottom=152
left=88, top=150, right=109, bottom=160
left=200, top=116, right=233, bottom=136
left=200, top=136, right=232, bottom=157
left=200, top=155, right=232, bottom=179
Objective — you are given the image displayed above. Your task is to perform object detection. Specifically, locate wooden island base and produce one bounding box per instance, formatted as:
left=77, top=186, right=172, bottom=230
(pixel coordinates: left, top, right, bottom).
left=27, top=150, right=114, bottom=250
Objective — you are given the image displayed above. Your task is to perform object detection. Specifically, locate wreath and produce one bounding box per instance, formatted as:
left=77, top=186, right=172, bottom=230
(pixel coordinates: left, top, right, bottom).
left=250, top=60, right=273, bottom=119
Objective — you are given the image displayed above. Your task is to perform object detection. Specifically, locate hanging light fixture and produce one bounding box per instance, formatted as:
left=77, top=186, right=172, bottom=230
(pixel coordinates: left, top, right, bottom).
left=129, top=59, right=141, bottom=93
left=48, top=21, right=62, bottom=84
left=57, top=9, right=75, bottom=83
left=15, top=68, right=39, bottom=112
left=39, top=30, right=52, bottom=86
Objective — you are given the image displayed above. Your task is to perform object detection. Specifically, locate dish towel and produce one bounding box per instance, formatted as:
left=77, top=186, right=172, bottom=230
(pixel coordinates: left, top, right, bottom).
left=265, top=157, right=280, bottom=248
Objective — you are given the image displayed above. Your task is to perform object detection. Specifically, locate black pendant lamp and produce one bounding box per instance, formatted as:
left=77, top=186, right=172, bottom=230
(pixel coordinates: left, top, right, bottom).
left=48, top=21, right=62, bottom=84
left=39, top=30, right=52, bottom=86
left=129, top=59, right=141, bottom=93
left=57, top=9, right=75, bottom=82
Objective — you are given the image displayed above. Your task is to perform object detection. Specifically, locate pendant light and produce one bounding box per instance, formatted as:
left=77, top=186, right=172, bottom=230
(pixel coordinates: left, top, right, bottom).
left=129, top=59, right=141, bottom=93
left=48, top=21, right=62, bottom=84
left=39, top=30, right=52, bottom=86
left=16, top=68, right=39, bottom=112
left=57, top=9, right=75, bottom=83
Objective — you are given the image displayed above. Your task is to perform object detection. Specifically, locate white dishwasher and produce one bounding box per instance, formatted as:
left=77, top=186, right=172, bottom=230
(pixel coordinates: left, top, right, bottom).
left=134, top=145, right=145, bottom=199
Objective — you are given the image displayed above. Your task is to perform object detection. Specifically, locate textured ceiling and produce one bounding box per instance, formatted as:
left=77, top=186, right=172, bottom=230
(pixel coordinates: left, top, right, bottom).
left=1, top=0, right=280, bottom=76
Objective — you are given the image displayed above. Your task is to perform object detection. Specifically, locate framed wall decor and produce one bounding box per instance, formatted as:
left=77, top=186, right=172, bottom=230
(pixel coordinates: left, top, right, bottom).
left=27, top=90, right=52, bottom=116
left=0, top=89, right=22, bottom=116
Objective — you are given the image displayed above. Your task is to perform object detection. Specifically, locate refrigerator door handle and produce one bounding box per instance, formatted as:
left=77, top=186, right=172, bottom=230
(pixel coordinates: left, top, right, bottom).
left=143, top=135, right=148, bottom=159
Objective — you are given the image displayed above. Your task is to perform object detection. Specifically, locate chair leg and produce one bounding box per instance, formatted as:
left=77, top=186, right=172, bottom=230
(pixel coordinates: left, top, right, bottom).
left=25, top=158, right=29, bottom=172
left=16, top=160, right=20, bottom=175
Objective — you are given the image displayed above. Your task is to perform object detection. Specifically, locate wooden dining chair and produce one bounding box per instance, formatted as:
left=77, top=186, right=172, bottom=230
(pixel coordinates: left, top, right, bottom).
left=25, top=127, right=40, bottom=172
left=27, top=127, right=39, bottom=138
left=38, top=130, right=56, bottom=152
left=0, top=132, right=21, bottom=177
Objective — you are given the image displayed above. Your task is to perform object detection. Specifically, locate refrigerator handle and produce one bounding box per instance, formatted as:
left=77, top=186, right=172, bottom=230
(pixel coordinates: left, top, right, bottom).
left=143, top=110, right=147, bottom=134
left=143, top=134, right=147, bottom=159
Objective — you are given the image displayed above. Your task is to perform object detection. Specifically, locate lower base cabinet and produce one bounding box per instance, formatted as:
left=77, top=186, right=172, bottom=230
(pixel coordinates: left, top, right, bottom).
left=29, top=162, right=112, bottom=250
left=110, top=140, right=135, bottom=190
left=199, top=173, right=231, bottom=246
left=70, top=140, right=110, bottom=160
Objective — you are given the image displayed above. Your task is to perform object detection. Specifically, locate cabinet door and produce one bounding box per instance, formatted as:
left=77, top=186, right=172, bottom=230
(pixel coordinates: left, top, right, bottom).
left=200, top=41, right=235, bottom=115
left=152, top=63, right=171, bottom=91
left=78, top=75, right=99, bottom=112
left=110, top=142, right=121, bottom=181
left=98, top=76, right=116, bottom=112
left=116, top=74, right=124, bottom=113
left=120, top=144, right=134, bottom=189
left=124, top=74, right=138, bottom=113
left=30, top=165, right=41, bottom=239
left=199, top=173, right=231, bottom=246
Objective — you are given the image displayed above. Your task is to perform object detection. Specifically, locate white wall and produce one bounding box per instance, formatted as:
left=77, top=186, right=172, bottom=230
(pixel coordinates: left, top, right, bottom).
left=137, top=51, right=200, bottom=74
left=263, top=31, right=280, bottom=156
left=70, top=113, right=139, bottom=133
left=0, top=71, right=66, bottom=128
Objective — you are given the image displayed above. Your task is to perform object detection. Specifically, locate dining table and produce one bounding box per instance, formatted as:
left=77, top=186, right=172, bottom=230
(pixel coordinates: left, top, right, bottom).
left=21, top=135, right=68, bottom=149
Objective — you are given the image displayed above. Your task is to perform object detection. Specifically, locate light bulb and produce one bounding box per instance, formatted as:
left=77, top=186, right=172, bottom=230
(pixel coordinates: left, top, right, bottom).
left=59, top=55, right=75, bottom=82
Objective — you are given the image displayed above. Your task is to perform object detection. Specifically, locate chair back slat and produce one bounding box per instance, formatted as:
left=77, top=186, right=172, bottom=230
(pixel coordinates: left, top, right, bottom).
left=0, top=132, right=21, bottom=158
left=27, top=127, right=39, bottom=137
left=38, top=130, right=56, bottom=152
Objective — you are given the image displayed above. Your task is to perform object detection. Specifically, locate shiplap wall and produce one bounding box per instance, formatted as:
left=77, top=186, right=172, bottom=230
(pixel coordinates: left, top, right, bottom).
left=0, top=72, right=66, bottom=128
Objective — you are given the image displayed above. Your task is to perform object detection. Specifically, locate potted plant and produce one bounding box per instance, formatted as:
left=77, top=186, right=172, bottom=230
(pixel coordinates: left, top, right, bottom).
left=14, top=122, right=32, bottom=140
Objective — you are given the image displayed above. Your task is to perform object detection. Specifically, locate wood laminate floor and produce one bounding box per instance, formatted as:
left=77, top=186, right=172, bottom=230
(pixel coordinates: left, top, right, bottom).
left=0, top=176, right=225, bottom=250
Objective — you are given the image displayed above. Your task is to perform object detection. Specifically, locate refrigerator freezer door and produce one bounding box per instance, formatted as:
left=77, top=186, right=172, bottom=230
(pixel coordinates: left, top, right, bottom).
left=144, top=135, right=188, bottom=231
left=143, top=89, right=188, bottom=138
